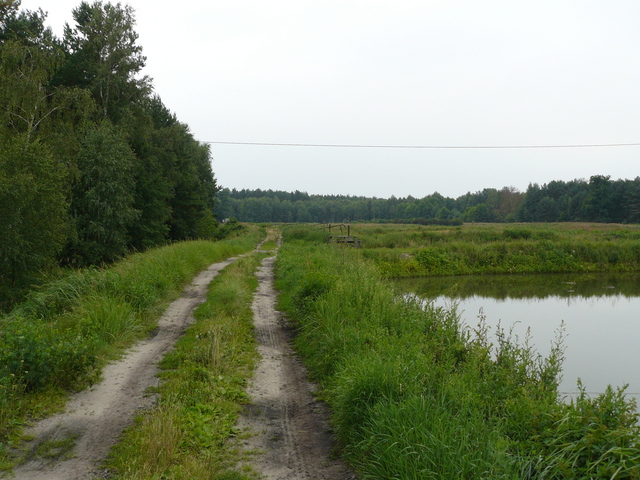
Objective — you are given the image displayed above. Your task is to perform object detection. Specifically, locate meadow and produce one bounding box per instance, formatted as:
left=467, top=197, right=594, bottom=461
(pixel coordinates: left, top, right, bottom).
left=351, top=222, right=640, bottom=277
left=275, top=225, right=640, bottom=478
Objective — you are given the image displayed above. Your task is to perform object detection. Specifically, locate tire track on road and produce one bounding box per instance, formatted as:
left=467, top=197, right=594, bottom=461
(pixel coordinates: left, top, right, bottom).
left=238, top=254, right=357, bottom=480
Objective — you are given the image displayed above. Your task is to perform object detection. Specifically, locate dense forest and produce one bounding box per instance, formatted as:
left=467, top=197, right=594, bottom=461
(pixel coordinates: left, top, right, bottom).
left=215, top=175, right=640, bottom=224
left=0, top=1, right=225, bottom=291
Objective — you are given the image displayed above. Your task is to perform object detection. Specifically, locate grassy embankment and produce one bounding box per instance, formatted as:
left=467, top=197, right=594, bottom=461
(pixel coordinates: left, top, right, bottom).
left=275, top=226, right=640, bottom=479
left=354, top=222, right=640, bottom=277
left=0, top=227, right=263, bottom=470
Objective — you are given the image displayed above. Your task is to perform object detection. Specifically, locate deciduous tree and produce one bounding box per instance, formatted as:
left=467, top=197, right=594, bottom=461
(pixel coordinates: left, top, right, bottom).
left=59, top=1, right=150, bottom=122
left=65, top=121, right=139, bottom=265
left=0, top=135, right=70, bottom=284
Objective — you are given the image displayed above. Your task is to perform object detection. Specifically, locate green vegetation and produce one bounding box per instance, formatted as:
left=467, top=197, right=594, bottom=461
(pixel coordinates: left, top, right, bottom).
left=0, top=135, right=70, bottom=286
left=35, top=434, right=78, bottom=461
left=0, top=1, right=223, bottom=305
left=0, top=229, right=262, bottom=469
left=216, top=175, right=640, bottom=224
left=106, top=252, right=266, bottom=479
left=397, top=271, right=640, bottom=301
left=275, top=226, right=640, bottom=478
left=352, top=222, right=640, bottom=277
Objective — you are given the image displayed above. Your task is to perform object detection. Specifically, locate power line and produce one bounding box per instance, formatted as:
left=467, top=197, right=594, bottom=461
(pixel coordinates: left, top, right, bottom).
left=203, top=141, right=640, bottom=149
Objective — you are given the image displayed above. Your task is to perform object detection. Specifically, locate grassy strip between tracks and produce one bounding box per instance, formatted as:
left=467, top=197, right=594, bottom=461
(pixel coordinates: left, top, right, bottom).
left=106, top=251, right=267, bottom=479
left=275, top=226, right=640, bottom=479
left=0, top=228, right=263, bottom=470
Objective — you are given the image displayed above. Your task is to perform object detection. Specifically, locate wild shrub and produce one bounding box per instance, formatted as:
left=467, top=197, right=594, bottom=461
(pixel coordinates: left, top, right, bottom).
left=216, top=218, right=245, bottom=239
left=0, top=318, right=97, bottom=392
left=504, top=227, right=532, bottom=240
left=415, top=248, right=454, bottom=274
left=528, top=383, right=640, bottom=479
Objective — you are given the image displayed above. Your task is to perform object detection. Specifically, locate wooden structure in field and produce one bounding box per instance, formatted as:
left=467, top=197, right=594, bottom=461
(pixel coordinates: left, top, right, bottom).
left=320, top=223, right=361, bottom=248
left=329, top=235, right=361, bottom=248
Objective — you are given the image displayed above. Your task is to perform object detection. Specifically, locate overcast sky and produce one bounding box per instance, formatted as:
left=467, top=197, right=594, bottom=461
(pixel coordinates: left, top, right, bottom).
left=24, top=0, right=640, bottom=199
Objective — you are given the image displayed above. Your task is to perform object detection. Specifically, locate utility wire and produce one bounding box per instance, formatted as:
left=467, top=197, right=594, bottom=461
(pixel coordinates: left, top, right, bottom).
left=203, top=141, right=640, bottom=149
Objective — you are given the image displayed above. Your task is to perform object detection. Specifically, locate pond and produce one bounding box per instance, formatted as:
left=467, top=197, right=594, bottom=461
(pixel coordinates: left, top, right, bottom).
left=395, top=273, right=640, bottom=402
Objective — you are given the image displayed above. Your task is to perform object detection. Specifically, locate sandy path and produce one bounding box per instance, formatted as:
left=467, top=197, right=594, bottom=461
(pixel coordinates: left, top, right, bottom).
left=237, top=254, right=357, bottom=480
left=10, top=256, right=240, bottom=480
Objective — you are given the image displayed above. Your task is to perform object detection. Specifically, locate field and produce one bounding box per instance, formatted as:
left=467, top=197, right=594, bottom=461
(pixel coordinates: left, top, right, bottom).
left=347, top=222, right=640, bottom=277
left=275, top=224, right=640, bottom=478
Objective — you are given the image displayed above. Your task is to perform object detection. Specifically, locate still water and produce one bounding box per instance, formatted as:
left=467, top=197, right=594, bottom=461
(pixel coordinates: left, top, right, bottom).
left=395, top=273, right=640, bottom=400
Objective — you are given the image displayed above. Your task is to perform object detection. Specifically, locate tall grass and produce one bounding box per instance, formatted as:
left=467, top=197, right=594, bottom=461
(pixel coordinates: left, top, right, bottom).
left=275, top=227, right=640, bottom=478
left=106, top=252, right=264, bottom=479
left=353, top=223, right=640, bottom=277
left=0, top=229, right=263, bottom=468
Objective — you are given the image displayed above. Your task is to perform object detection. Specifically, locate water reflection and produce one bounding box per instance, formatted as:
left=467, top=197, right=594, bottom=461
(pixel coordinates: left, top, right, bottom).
left=397, top=272, right=640, bottom=301
left=395, top=273, right=640, bottom=401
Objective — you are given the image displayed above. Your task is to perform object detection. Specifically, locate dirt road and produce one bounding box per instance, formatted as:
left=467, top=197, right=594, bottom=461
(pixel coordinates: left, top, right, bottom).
left=9, top=247, right=356, bottom=479
left=10, top=257, right=240, bottom=480
left=237, top=254, right=357, bottom=479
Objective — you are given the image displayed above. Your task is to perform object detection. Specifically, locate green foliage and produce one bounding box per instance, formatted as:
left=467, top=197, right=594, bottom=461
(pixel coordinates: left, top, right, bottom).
left=0, top=316, right=96, bottom=392
left=518, top=177, right=638, bottom=224
left=77, top=295, right=140, bottom=344
left=358, top=223, right=640, bottom=277
left=503, top=227, right=532, bottom=239
left=351, top=394, right=517, bottom=479
left=217, top=218, right=245, bottom=239
left=65, top=121, right=139, bottom=265
left=0, top=40, right=61, bottom=138
left=275, top=233, right=640, bottom=478
left=464, top=202, right=495, bottom=222
left=0, top=230, right=262, bottom=463
left=281, top=225, right=331, bottom=244
left=0, top=2, right=222, bottom=311
left=532, top=383, right=640, bottom=479
left=60, top=0, right=150, bottom=121
left=218, top=177, right=640, bottom=225
left=0, top=3, right=53, bottom=46
left=0, top=135, right=70, bottom=285
left=415, top=248, right=453, bottom=274
left=166, top=131, right=218, bottom=240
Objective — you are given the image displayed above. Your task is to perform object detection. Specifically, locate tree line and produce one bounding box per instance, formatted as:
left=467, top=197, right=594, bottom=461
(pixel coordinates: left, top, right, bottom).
left=1, top=1, right=223, bottom=291
left=215, top=175, right=640, bottom=224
